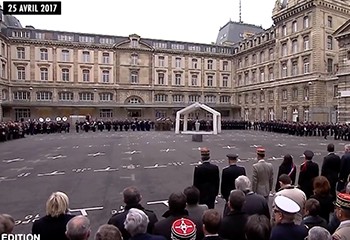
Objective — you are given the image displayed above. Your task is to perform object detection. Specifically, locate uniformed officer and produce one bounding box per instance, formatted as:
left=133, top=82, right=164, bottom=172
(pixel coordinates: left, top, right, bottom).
left=193, top=147, right=220, bottom=209
left=221, top=153, right=246, bottom=215
left=270, top=196, right=308, bottom=240
left=298, top=150, right=319, bottom=199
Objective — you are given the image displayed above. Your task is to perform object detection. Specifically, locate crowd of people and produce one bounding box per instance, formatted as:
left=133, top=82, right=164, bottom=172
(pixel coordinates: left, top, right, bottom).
left=1, top=142, right=350, bottom=240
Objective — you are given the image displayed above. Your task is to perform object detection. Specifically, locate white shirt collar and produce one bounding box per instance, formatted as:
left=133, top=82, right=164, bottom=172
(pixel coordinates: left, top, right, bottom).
left=258, top=159, right=265, bottom=163
left=205, top=234, right=219, bottom=237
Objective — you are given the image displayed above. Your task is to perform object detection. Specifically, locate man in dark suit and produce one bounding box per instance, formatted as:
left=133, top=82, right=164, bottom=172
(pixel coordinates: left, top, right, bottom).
left=219, top=190, right=248, bottom=240
left=338, top=144, right=350, bottom=192
left=108, top=186, right=158, bottom=240
left=202, top=209, right=222, bottom=240
left=221, top=154, right=246, bottom=202
left=221, top=153, right=246, bottom=215
left=298, top=150, right=319, bottom=199
left=321, top=143, right=341, bottom=200
left=193, top=147, right=220, bottom=209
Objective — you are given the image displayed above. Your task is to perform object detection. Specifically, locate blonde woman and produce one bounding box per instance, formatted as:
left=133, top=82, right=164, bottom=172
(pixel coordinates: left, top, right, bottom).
left=32, top=191, right=75, bottom=240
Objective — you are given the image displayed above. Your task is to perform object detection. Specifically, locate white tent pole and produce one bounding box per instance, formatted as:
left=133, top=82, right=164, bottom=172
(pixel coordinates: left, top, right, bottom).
left=175, top=112, right=180, bottom=134
left=184, top=114, right=188, bottom=131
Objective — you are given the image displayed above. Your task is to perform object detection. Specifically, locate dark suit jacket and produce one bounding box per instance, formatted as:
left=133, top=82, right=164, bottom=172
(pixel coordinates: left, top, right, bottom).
left=108, top=204, right=158, bottom=240
left=242, top=192, right=270, bottom=219
left=130, top=233, right=166, bottom=240
left=193, top=161, right=220, bottom=209
left=219, top=210, right=248, bottom=240
left=298, top=161, right=319, bottom=198
left=275, top=164, right=297, bottom=192
left=221, top=164, right=246, bottom=201
left=321, top=152, right=341, bottom=196
left=31, top=214, right=75, bottom=240
left=270, top=223, right=308, bottom=240
left=338, top=153, right=350, bottom=191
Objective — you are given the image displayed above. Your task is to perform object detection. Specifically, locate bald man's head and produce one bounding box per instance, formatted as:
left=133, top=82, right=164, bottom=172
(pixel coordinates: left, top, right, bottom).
left=66, top=215, right=91, bottom=240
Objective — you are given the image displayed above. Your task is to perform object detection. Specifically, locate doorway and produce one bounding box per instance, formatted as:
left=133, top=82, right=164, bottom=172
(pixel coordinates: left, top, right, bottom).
left=128, top=110, right=141, bottom=118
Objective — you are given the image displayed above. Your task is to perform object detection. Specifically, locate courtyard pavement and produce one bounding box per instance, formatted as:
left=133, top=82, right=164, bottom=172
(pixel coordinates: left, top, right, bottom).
left=0, top=129, right=347, bottom=235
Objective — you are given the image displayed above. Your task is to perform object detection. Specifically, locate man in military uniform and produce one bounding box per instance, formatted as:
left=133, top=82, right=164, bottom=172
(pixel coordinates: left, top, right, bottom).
left=193, top=147, right=220, bottom=209
left=221, top=153, right=246, bottom=215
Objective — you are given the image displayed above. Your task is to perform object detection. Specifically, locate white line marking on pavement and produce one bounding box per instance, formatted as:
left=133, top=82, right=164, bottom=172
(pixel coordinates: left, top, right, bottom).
left=144, top=164, right=167, bottom=169
left=94, top=166, right=119, bottom=172
left=3, top=158, right=24, bottom=163
left=37, top=171, right=65, bottom=177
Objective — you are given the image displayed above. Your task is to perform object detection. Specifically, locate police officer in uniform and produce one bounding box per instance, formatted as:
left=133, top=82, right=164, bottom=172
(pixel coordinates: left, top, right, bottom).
left=193, top=148, right=220, bottom=209
left=221, top=153, right=246, bottom=215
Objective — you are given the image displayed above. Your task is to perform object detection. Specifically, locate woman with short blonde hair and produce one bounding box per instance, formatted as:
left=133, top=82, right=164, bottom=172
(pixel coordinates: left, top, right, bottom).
left=32, top=191, right=74, bottom=240
left=46, top=191, right=69, bottom=217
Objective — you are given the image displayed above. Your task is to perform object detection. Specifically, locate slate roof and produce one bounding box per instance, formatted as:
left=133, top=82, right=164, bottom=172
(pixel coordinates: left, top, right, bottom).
left=216, top=21, right=265, bottom=45
left=0, top=8, right=23, bottom=28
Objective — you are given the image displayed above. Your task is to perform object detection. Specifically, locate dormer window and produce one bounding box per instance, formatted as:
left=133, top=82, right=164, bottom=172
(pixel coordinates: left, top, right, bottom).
left=131, top=39, right=138, bottom=47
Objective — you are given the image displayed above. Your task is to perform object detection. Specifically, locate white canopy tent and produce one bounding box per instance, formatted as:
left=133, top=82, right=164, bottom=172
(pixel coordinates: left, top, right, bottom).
left=175, top=102, right=222, bottom=134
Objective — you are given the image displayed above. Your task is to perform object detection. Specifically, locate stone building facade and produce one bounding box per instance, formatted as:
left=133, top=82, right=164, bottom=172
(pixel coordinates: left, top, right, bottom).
left=0, top=0, right=350, bottom=123
left=335, top=19, right=350, bottom=123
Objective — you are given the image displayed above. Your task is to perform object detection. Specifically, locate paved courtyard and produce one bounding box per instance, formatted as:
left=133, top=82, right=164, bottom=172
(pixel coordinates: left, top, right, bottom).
left=0, top=130, right=347, bottom=235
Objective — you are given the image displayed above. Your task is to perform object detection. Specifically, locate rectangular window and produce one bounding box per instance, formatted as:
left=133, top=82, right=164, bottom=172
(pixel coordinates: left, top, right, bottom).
left=17, top=47, right=25, bottom=59
left=131, top=54, right=138, bottom=65
left=15, top=109, right=30, bottom=121
left=175, top=57, right=181, bottom=68
left=327, top=58, right=333, bottom=73
left=292, top=40, right=298, bottom=53
left=17, top=66, right=25, bottom=80
left=223, top=61, right=228, bottom=71
left=102, top=53, right=110, bottom=64
left=222, top=76, right=228, bottom=87
left=82, top=69, right=90, bottom=82
left=61, top=50, right=69, bottom=61
left=292, top=21, right=297, bottom=33
left=59, top=92, right=73, bottom=101
left=281, top=64, right=287, bottom=78
left=40, top=49, right=48, bottom=60
left=40, top=68, right=48, bottom=81
left=82, top=51, right=90, bottom=62
left=191, top=75, right=198, bottom=86
left=303, top=16, right=309, bottom=28
left=304, top=36, right=310, bottom=50
left=282, top=108, right=288, bottom=121
left=172, top=95, right=184, bottom=103
left=327, top=16, right=333, bottom=28
left=158, top=56, right=165, bottom=67
left=158, top=73, right=165, bottom=85
left=192, top=59, right=198, bottom=69
left=327, top=36, right=333, bottom=50
left=100, top=109, right=113, bottom=118
left=131, top=72, right=138, bottom=84
left=282, top=90, right=288, bottom=100
left=292, top=62, right=298, bottom=76
left=207, top=60, right=213, bottom=70
left=282, top=43, right=287, bottom=56
left=207, top=75, right=213, bottom=87
left=303, top=59, right=310, bottom=73
left=175, top=74, right=181, bottom=85
left=102, top=70, right=110, bottom=83
left=61, top=69, right=69, bottom=81
left=282, top=25, right=287, bottom=36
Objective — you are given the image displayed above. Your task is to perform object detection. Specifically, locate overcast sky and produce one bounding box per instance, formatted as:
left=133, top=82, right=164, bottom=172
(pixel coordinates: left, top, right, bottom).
left=14, top=0, right=276, bottom=44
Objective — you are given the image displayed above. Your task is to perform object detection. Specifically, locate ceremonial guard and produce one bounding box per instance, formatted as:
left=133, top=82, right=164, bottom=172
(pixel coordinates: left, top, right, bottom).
left=221, top=154, right=246, bottom=215
left=332, top=193, right=350, bottom=240
left=270, top=196, right=308, bottom=240
left=298, top=150, right=319, bottom=199
left=252, top=147, right=274, bottom=199
left=193, top=148, right=220, bottom=209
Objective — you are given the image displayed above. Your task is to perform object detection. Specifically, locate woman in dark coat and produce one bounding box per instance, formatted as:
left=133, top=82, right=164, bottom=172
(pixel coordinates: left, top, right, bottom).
left=32, top=191, right=75, bottom=240
left=275, top=154, right=297, bottom=192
